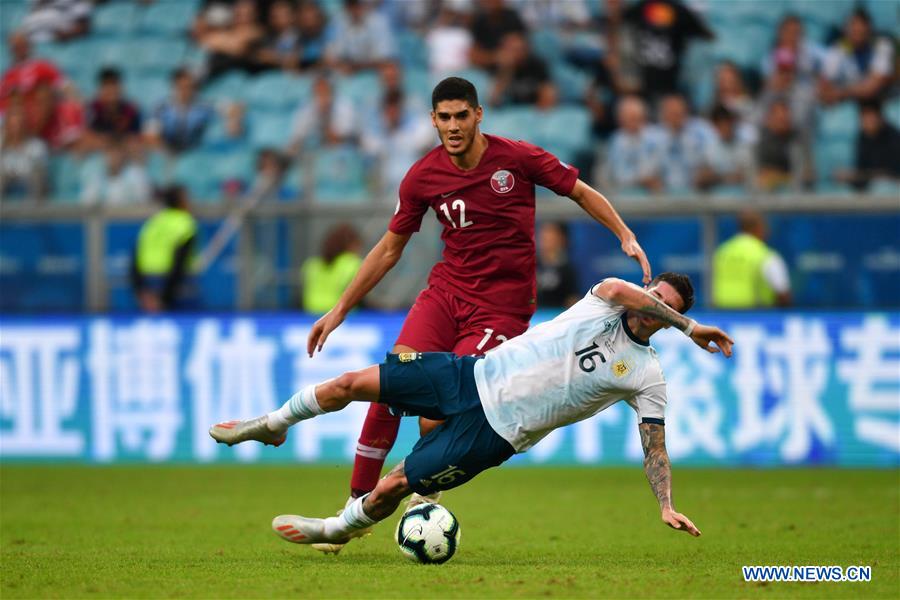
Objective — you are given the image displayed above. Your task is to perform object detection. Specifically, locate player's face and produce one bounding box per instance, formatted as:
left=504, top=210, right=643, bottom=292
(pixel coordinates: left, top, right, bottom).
left=640, top=281, right=685, bottom=330
left=432, top=99, right=482, bottom=156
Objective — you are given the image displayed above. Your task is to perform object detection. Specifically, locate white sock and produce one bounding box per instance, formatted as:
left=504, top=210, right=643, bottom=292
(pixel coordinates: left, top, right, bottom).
left=267, top=384, right=325, bottom=432
left=322, top=495, right=377, bottom=540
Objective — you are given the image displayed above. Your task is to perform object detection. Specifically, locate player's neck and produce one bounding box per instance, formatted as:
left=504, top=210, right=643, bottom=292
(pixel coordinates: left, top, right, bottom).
left=448, top=133, right=489, bottom=171
left=625, top=312, right=654, bottom=344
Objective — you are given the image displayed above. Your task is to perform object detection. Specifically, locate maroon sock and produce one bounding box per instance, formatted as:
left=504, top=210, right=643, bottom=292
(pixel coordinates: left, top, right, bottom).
left=350, top=402, right=401, bottom=498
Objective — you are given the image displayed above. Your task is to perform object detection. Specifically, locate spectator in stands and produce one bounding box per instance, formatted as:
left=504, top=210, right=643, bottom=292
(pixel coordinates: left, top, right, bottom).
left=761, top=14, right=823, bottom=86
left=621, top=0, right=713, bottom=99
left=33, top=77, right=84, bottom=151
left=0, top=105, right=49, bottom=202
left=131, top=185, right=198, bottom=313
left=838, top=100, right=900, bottom=191
left=21, top=0, right=91, bottom=43
left=426, top=4, right=473, bottom=75
left=361, top=88, right=433, bottom=196
left=757, top=46, right=816, bottom=186
left=656, top=93, right=717, bottom=192
left=255, top=0, right=302, bottom=72
left=756, top=100, right=802, bottom=192
left=536, top=222, right=579, bottom=309
left=712, top=210, right=791, bottom=308
left=819, top=7, right=895, bottom=105
left=602, top=95, right=663, bottom=193
left=0, top=31, right=65, bottom=118
left=469, top=0, right=527, bottom=69
left=145, top=68, right=216, bottom=153
left=711, top=62, right=755, bottom=125
left=83, top=67, right=142, bottom=151
left=514, top=0, right=591, bottom=31
left=195, top=0, right=265, bottom=79
left=250, top=147, right=292, bottom=201
left=326, top=0, right=396, bottom=73
left=295, top=0, right=331, bottom=70
left=708, top=104, right=756, bottom=192
left=80, top=141, right=152, bottom=205
left=301, top=223, right=363, bottom=314
left=286, top=75, right=356, bottom=155
left=488, top=32, right=555, bottom=107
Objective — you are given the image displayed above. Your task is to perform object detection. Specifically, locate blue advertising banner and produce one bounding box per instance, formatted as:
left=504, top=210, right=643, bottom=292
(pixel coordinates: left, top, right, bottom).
left=0, top=311, right=897, bottom=466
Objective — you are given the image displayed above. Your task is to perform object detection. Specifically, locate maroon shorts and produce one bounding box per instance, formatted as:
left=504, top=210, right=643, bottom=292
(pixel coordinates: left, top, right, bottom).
left=395, top=286, right=531, bottom=355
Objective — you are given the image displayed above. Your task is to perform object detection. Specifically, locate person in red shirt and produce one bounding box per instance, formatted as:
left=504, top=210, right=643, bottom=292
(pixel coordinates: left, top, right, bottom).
left=304, top=77, right=651, bottom=553
left=0, top=31, right=65, bottom=114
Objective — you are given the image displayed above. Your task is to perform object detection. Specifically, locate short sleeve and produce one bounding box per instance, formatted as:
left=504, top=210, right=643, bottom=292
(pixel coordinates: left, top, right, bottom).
left=871, top=38, right=894, bottom=76
left=516, top=140, right=579, bottom=196
left=387, top=171, right=428, bottom=234
left=628, top=381, right=667, bottom=424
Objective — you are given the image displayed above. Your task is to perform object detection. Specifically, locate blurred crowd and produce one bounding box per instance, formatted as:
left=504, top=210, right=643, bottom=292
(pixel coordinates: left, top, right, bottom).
left=1, top=0, right=898, bottom=206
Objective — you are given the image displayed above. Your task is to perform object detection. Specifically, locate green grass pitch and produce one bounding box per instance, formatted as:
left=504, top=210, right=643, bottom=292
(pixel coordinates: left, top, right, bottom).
left=1, top=465, right=897, bottom=598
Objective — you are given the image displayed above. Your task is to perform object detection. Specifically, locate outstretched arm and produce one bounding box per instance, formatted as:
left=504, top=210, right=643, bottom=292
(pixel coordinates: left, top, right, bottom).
left=596, top=279, right=734, bottom=357
left=568, top=179, right=651, bottom=284
left=639, top=422, right=701, bottom=537
left=306, top=230, right=412, bottom=356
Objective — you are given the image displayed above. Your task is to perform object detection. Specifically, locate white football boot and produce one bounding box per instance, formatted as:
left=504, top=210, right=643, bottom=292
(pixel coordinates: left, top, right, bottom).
left=309, top=497, right=373, bottom=555
left=405, top=490, right=443, bottom=510
left=208, top=416, right=286, bottom=447
left=272, top=515, right=347, bottom=545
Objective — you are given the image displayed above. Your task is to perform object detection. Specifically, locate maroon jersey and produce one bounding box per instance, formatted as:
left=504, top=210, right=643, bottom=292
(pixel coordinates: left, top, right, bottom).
left=389, top=134, right=579, bottom=316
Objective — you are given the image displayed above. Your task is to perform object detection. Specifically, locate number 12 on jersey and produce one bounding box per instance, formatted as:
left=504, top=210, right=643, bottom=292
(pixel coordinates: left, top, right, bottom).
left=439, top=199, right=473, bottom=229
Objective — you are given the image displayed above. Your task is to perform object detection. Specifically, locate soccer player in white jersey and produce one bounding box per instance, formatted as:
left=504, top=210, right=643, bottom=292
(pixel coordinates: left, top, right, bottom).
left=211, top=272, right=733, bottom=543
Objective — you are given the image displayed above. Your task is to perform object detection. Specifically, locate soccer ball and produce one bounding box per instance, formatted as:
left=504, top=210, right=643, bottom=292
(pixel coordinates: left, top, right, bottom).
left=395, top=503, right=460, bottom=564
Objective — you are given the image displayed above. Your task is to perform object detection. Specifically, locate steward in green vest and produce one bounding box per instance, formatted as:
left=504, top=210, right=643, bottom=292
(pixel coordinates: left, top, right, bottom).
left=712, top=210, right=792, bottom=308
left=301, top=223, right=363, bottom=314
left=130, top=185, right=198, bottom=312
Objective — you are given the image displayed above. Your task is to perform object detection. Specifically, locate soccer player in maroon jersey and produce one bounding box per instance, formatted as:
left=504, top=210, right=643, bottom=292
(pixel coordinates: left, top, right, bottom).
left=304, top=77, right=651, bottom=552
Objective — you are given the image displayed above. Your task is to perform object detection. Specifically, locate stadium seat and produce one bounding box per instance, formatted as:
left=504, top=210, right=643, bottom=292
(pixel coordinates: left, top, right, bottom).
left=865, top=0, right=899, bottom=32
left=248, top=111, right=294, bottom=149
left=334, top=71, right=382, bottom=110
left=139, top=0, right=200, bottom=35
left=819, top=102, right=859, bottom=142
left=202, top=72, right=250, bottom=103
left=244, top=72, right=312, bottom=112
left=132, top=38, right=190, bottom=75
left=171, top=151, right=217, bottom=199
left=281, top=164, right=305, bottom=200
left=91, top=1, right=140, bottom=38
left=530, top=29, right=562, bottom=64
left=484, top=107, right=531, bottom=140
left=130, top=74, right=170, bottom=112
left=396, top=30, right=427, bottom=69
left=311, top=146, right=369, bottom=204
left=0, top=1, right=28, bottom=35
left=208, top=149, right=255, bottom=191
left=50, top=154, right=87, bottom=202
left=532, top=106, right=591, bottom=156
left=403, top=67, right=432, bottom=106
left=551, top=62, right=590, bottom=103
left=814, top=138, right=854, bottom=184
left=789, top=0, right=852, bottom=27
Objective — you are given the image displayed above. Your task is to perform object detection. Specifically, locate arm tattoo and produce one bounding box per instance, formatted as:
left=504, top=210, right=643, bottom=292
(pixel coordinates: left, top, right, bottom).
left=385, top=460, right=405, bottom=478
left=635, top=288, right=691, bottom=332
left=639, top=423, right=672, bottom=510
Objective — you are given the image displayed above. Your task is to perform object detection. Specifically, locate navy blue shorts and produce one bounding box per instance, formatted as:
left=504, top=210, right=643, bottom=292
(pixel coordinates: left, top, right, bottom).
left=379, top=352, right=515, bottom=495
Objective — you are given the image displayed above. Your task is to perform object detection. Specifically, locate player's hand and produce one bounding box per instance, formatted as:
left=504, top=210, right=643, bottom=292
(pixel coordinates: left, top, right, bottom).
left=621, top=237, right=652, bottom=284
left=662, top=507, right=701, bottom=537
left=689, top=324, right=734, bottom=358
left=306, top=308, right=346, bottom=357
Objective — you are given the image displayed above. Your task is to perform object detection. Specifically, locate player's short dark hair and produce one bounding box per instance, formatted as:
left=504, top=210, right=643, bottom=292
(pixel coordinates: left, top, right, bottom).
left=98, top=67, right=121, bottom=84
left=170, top=67, right=191, bottom=82
left=651, top=272, right=695, bottom=314
left=859, top=98, right=883, bottom=115
left=431, top=77, right=479, bottom=110
left=850, top=6, right=871, bottom=25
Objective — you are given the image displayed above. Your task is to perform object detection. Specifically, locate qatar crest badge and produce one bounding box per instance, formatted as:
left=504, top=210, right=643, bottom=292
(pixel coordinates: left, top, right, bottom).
left=490, top=169, right=515, bottom=194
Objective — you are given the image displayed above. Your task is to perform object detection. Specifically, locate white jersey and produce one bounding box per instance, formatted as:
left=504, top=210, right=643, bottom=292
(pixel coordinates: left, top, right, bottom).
left=473, top=285, right=667, bottom=453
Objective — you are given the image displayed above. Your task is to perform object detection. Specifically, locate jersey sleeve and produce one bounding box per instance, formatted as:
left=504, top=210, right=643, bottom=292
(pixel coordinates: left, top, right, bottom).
left=516, top=140, right=579, bottom=196
left=627, top=381, right=667, bottom=424
left=387, top=169, right=428, bottom=235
